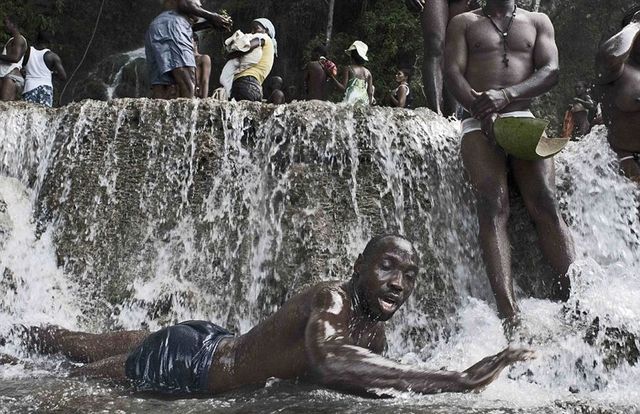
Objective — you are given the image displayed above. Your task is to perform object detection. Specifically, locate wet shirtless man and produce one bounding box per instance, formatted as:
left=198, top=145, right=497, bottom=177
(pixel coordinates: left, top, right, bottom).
left=444, top=0, right=576, bottom=323
left=596, top=6, right=640, bottom=184
left=146, top=0, right=231, bottom=99
left=8, top=235, right=531, bottom=396
left=404, top=0, right=479, bottom=115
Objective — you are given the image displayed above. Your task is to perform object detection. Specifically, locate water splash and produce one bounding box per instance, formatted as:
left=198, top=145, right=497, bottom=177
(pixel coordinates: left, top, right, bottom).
left=0, top=100, right=638, bottom=412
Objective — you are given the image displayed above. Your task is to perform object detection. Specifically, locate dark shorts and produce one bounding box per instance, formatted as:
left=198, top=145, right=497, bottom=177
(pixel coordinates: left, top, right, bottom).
left=145, top=10, right=196, bottom=86
left=125, top=320, right=233, bottom=394
left=231, top=76, right=263, bottom=102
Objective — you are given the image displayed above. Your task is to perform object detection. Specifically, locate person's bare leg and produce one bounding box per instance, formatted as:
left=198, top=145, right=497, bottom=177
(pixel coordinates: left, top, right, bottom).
left=196, top=55, right=211, bottom=98
left=15, top=325, right=148, bottom=363
left=442, top=0, right=471, bottom=116
left=462, top=131, right=518, bottom=319
left=172, top=67, right=196, bottom=98
left=617, top=152, right=640, bottom=185
left=511, top=157, right=576, bottom=301
left=421, top=0, right=448, bottom=115
left=151, top=85, right=170, bottom=99
left=70, top=353, right=129, bottom=380
left=0, top=77, right=18, bottom=101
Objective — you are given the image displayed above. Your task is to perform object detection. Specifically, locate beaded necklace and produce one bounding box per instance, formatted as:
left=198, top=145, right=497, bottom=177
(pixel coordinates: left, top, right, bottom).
left=482, top=4, right=518, bottom=67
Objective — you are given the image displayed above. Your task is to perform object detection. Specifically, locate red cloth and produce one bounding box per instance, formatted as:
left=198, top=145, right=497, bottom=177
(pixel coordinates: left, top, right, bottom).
left=321, top=59, right=337, bottom=77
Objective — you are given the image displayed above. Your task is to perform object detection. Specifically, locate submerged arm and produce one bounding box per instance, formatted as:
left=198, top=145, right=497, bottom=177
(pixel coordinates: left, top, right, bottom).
left=305, top=288, right=531, bottom=395
left=596, top=11, right=640, bottom=84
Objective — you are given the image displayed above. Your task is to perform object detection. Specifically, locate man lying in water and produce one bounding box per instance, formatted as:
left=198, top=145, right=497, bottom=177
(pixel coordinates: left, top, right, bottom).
left=597, top=6, right=640, bottom=184
left=6, top=235, right=532, bottom=396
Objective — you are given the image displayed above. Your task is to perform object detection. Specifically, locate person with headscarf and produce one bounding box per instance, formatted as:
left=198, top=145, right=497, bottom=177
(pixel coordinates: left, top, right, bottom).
left=228, top=18, right=277, bottom=102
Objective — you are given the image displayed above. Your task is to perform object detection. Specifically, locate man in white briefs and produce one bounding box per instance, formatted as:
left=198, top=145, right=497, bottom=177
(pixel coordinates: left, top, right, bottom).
left=444, top=0, right=576, bottom=327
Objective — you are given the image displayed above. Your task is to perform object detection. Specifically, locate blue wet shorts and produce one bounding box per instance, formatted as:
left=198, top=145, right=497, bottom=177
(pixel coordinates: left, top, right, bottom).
left=125, top=320, right=233, bottom=394
left=144, top=10, right=196, bottom=86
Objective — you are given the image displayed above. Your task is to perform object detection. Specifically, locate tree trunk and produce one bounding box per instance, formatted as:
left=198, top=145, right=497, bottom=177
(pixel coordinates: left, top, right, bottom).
left=325, top=0, right=335, bottom=47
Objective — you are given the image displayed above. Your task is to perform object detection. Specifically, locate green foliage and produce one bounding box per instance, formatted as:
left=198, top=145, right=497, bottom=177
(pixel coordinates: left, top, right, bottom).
left=0, top=0, right=63, bottom=43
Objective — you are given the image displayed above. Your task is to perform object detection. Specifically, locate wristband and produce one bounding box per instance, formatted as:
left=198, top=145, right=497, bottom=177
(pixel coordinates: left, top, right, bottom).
left=501, top=88, right=511, bottom=103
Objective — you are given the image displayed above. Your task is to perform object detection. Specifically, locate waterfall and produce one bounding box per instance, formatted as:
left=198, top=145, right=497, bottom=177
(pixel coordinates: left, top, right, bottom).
left=0, top=100, right=638, bottom=412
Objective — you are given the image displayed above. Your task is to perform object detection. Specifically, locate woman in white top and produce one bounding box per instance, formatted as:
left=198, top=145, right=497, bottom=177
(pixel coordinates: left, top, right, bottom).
left=0, top=16, right=28, bottom=101
left=389, top=68, right=412, bottom=108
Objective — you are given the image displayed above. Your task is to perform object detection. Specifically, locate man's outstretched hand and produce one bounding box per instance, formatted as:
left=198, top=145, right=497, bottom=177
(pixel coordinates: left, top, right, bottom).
left=404, top=0, right=426, bottom=12
left=208, top=13, right=233, bottom=31
left=463, top=347, right=535, bottom=392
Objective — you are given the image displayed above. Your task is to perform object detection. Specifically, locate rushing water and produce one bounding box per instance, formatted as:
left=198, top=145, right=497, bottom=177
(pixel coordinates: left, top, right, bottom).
left=0, top=100, right=638, bottom=413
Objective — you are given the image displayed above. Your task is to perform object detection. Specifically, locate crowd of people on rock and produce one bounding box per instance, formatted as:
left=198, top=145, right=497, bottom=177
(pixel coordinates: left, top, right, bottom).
left=1, top=0, right=640, bottom=400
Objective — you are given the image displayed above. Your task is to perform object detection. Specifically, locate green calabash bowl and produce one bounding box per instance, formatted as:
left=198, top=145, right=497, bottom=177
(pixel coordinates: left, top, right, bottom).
left=493, top=117, right=550, bottom=161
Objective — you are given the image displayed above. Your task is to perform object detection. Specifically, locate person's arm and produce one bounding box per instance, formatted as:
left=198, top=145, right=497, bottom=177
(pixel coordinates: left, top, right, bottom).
left=305, top=287, right=533, bottom=395
left=471, top=13, right=559, bottom=120
left=573, top=96, right=595, bottom=111
left=177, top=0, right=232, bottom=31
left=226, top=37, right=265, bottom=60
left=0, top=36, right=27, bottom=64
left=45, top=52, right=67, bottom=81
left=329, top=66, right=349, bottom=92
left=596, top=11, right=640, bottom=85
left=392, top=85, right=409, bottom=108
left=444, top=15, right=475, bottom=111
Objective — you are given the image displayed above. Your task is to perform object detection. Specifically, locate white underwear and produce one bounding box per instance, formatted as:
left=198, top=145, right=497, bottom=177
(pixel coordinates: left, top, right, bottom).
left=461, top=110, right=535, bottom=136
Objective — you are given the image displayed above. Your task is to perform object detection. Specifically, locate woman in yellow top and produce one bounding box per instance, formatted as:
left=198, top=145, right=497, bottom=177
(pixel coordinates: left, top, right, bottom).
left=230, top=18, right=277, bottom=101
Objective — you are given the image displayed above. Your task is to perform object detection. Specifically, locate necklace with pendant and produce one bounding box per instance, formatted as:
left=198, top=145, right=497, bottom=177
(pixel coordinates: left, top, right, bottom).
left=482, top=4, right=517, bottom=67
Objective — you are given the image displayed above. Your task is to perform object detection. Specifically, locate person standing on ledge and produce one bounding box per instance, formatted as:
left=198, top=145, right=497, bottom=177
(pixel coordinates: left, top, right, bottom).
left=404, top=0, right=480, bottom=116
left=22, top=31, right=67, bottom=107
left=230, top=18, right=277, bottom=102
left=145, top=0, right=231, bottom=99
left=6, top=235, right=532, bottom=397
left=596, top=6, right=640, bottom=184
left=444, top=0, right=576, bottom=325
left=0, top=16, right=28, bottom=101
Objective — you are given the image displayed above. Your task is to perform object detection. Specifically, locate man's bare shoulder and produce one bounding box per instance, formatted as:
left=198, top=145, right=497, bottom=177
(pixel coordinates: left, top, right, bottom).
left=450, top=8, right=483, bottom=26
left=301, top=281, right=352, bottom=313
left=518, top=8, right=553, bottom=27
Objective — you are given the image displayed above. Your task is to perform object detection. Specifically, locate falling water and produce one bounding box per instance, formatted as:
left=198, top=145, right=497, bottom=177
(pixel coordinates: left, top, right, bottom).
left=0, top=100, right=638, bottom=413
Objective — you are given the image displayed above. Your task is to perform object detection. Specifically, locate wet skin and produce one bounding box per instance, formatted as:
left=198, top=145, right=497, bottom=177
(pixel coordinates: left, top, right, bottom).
left=444, top=1, right=576, bottom=320
left=9, top=236, right=533, bottom=396
left=597, top=11, right=640, bottom=182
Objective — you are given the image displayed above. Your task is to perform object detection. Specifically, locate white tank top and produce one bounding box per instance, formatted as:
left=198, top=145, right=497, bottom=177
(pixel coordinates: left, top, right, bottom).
left=23, top=47, right=53, bottom=93
left=0, top=36, right=26, bottom=77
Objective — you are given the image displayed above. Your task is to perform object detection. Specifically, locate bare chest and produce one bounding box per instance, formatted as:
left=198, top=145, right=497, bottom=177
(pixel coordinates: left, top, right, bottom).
left=467, top=18, right=536, bottom=56
left=609, top=64, right=640, bottom=112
